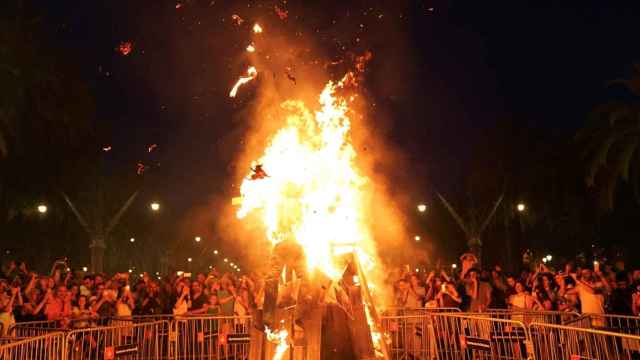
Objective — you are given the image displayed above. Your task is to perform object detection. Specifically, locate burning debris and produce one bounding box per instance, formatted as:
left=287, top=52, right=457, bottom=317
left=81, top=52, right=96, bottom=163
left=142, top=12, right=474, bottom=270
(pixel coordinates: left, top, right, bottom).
left=274, top=5, right=288, bottom=20
left=231, top=14, right=244, bottom=26
left=117, top=41, right=133, bottom=56
left=229, top=66, right=258, bottom=98
left=249, top=164, right=269, bottom=180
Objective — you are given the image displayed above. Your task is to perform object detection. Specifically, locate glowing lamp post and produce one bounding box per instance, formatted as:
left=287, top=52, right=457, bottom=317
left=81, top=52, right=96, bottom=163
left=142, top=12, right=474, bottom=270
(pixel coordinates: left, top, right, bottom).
left=414, top=235, right=421, bottom=242
left=417, top=204, right=427, bottom=213
left=130, top=238, right=135, bottom=243
left=214, top=250, right=219, bottom=255
left=516, top=203, right=526, bottom=212
left=37, top=204, right=48, bottom=214
left=195, top=236, right=201, bottom=242
left=150, top=202, right=160, bottom=211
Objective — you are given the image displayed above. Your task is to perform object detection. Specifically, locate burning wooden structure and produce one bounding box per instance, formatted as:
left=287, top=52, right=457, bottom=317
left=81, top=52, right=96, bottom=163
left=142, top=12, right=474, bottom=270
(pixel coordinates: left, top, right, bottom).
left=249, top=245, right=388, bottom=360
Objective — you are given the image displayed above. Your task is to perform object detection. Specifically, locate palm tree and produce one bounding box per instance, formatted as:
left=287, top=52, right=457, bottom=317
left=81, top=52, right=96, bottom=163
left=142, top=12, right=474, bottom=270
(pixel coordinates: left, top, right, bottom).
left=576, top=65, right=640, bottom=210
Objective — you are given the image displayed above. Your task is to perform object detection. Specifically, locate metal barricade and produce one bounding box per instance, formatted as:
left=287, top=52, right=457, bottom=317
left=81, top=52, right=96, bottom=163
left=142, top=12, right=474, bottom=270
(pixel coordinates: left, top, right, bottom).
left=566, top=313, right=640, bottom=335
left=0, top=331, right=65, bottom=359
left=381, top=312, right=533, bottom=360
left=8, top=320, right=61, bottom=337
left=381, top=314, right=432, bottom=359
left=382, top=307, right=462, bottom=316
left=173, top=315, right=252, bottom=360
left=474, top=309, right=580, bottom=326
left=429, top=312, right=533, bottom=360
left=529, top=321, right=640, bottom=359
left=65, top=320, right=169, bottom=360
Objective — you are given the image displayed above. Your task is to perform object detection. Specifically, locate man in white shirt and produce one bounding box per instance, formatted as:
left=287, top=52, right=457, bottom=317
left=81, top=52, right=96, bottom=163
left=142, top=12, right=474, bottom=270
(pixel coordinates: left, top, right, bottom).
left=564, top=268, right=610, bottom=327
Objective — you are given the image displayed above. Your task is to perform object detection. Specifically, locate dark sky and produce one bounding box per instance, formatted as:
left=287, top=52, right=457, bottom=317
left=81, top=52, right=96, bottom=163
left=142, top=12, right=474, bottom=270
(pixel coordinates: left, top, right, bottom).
left=31, top=1, right=640, bottom=255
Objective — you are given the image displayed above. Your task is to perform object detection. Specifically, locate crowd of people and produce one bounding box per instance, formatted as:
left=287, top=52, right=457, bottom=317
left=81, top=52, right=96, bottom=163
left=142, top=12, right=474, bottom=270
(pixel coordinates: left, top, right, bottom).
left=0, top=260, right=256, bottom=335
left=2, top=252, right=640, bottom=336
left=393, top=253, right=640, bottom=319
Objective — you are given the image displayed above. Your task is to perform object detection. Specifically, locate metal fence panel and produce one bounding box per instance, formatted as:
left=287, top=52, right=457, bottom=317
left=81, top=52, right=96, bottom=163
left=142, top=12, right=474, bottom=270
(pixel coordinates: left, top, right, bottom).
left=565, top=313, right=640, bottom=336
left=473, top=309, right=580, bottom=326
left=381, top=312, right=533, bottom=360
left=64, top=320, right=168, bottom=360
left=173, top=315, right=252, bottom=360
left=0, top=331, right=65, bottom=360
left=529, top=321, right=640, bottom=360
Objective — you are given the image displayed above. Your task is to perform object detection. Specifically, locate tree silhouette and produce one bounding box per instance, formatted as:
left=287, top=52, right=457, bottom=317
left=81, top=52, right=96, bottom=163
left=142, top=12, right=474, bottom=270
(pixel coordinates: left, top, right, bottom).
left=577, top=64, right=640, bottom=210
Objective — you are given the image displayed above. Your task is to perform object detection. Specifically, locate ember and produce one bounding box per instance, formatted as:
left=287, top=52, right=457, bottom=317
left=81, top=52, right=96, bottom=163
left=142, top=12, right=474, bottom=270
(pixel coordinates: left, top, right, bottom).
left=117, top=41, right=133, bottom=56
left=274, top=5, right=288, bottom=20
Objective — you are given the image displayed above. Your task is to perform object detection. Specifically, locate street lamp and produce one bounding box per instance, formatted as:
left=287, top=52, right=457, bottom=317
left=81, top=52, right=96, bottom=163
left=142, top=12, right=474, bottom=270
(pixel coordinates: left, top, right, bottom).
left=214, top=250, right=219, bottom=255
left=546, top=254, right=552, bottom=261
left=223, top=258, right=228, bottom=263
left=414, top=235, right=421, bottom=242
left=150, top=202, right=160, bottom=211
left=37, top=204, right=48, bottom=214
left=417, top=204, right=427, bottom=213
left=195, top=236, right=201, bottom=242
left=187, top=257, right=192, bottom=263
left=516, top=203, right=526, bottom=212
left=452, top=264, right=457, bottom=269
left=130, top=238, right=135, bottom=243
left=82, top=266, right=88, bottom=272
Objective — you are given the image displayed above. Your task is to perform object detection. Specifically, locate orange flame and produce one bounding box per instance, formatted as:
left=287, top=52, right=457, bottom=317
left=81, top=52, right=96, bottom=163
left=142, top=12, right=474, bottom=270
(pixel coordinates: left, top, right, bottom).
left=253, top=23, right=263, bottom=33
left=246, top=44, right=256, bottom=52
left=229, top=66, right=258, bottom=98
left=236, top=72, right=377, bottom=279
left=265, top=326, right=288, bottom=360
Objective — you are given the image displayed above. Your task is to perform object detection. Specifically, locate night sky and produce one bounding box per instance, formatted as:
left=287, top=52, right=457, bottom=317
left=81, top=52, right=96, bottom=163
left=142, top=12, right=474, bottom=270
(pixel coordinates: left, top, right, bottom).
left=23, top=1, right=640, bottom=264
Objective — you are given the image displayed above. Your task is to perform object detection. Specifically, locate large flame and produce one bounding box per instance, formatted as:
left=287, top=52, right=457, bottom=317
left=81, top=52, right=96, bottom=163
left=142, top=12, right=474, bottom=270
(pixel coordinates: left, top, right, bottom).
left=236, top=73, right=375, bottom=279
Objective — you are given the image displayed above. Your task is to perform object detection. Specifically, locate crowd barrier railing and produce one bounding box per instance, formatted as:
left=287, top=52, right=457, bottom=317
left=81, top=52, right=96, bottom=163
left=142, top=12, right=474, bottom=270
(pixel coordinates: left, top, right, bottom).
left=529, top=321, right=640, bottom=359
left=0, top=331, right=65, bottom=360
left=564, top=312, right=640, bottom=336
left=172, top=315, right=252, bottom=360
left=65, top=320, right=169, bottom=360
left=472, top=309, right=581, bottom=326
left=381, top=312, right=534, bottom=360
left=8, top=319, right=61, bottom=337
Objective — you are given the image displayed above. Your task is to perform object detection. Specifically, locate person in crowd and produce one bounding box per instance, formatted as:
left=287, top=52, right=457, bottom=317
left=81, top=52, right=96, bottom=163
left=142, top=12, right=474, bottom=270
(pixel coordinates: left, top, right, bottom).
left=561, top=267, right=610, bottom=327
left=187, top=281, right=208, bottom=315
left=217, top=279, right=236, bottom=317
left=44, top=285, right=71, bottom=321
left=508, top=281, right=538, bottom=310
left=173, top=282, right=190, bottom=316
left=436, top=281, right=463, bottom=308
left=608, top=272, right=634, bottom=315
